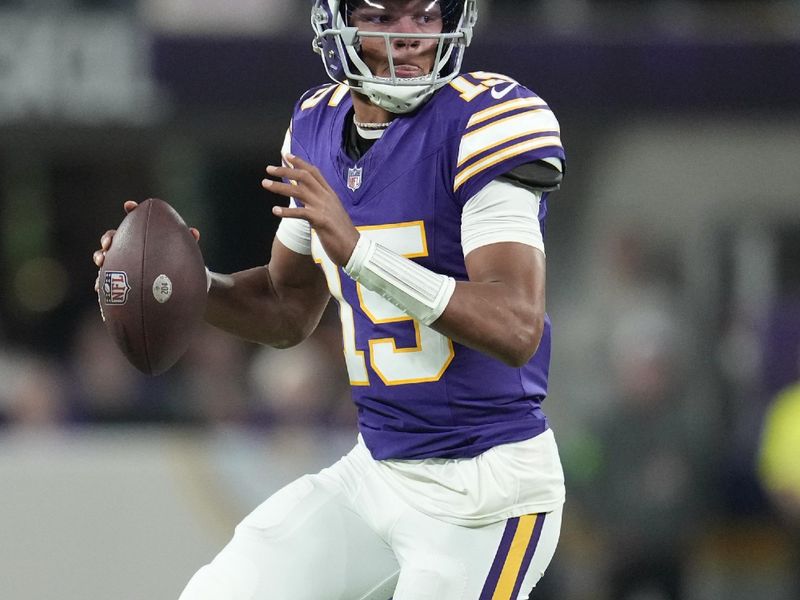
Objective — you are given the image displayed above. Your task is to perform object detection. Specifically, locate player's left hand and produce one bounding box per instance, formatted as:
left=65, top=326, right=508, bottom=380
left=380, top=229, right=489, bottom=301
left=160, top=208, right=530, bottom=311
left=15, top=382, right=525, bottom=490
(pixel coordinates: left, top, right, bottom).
left=263, top=154, right=359, bottom=267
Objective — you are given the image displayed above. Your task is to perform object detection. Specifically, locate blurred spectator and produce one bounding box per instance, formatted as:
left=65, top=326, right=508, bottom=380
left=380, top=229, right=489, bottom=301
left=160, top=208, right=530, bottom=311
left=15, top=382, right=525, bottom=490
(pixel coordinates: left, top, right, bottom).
left=167, top=323, right=254, bottom=425
left=720, top=227, right=800, bottom=518
left=0, top=350, right=67, bottom=426
left=758, top=349, right=800, bottom=597
left=759, top=375, right=800, bottom=525
left=761, top=229, right=800, bottom=401
left=757, top=232, right=800, bottom=529
left=63, top=309, right=169, bottom=423
left=555, top=228, right=712, bottom=600
left=586, top=303, right=708, bottom=600
left=247, top=309, right=353, bottom=429
left=57, top=304, right=352, bottom=429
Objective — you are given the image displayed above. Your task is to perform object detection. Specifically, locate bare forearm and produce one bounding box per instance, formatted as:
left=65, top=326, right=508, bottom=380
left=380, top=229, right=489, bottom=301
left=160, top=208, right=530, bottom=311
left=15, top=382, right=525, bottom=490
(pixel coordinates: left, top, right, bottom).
left=435, top=245, right=547, bottom=367
left=205, top=266, right=327, bottom=348
left=341, top=238, right=546, bottom=367
left=433, top=280, right=545, bottom=368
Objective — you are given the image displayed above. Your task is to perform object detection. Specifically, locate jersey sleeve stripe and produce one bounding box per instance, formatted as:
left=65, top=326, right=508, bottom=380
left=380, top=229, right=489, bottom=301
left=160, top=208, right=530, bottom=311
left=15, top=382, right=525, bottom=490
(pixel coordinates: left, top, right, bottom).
left=300, top=84, right=337, bottom=110
left=467, top=96, right=548, bottom=128
left=328, top=83, right=350, bottom=107
left=458, top=109, right=560, bottom=167
left=454, top=136, right=563, bottom=192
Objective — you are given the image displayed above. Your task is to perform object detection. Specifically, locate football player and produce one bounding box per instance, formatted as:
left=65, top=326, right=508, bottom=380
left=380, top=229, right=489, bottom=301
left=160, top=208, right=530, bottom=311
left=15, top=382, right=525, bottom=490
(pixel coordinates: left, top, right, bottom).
left=94, top=1, right=567, bottom=598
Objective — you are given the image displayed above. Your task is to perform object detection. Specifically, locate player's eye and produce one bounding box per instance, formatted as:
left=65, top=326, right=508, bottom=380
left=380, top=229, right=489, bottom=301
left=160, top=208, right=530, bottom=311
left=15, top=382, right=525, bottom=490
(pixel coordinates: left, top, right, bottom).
left=416, top=12, right=441, bottom=25
left=353, top=10, right=392, bottom=24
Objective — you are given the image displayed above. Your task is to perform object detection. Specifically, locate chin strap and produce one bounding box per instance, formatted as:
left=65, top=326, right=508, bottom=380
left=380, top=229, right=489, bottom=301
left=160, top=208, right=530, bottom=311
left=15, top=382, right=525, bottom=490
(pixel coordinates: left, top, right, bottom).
left=360, top=79, right=438, bottom=114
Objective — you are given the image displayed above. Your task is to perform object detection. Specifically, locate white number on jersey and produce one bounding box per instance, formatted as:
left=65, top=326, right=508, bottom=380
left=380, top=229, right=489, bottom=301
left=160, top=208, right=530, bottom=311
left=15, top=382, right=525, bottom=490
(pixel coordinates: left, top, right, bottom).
left=449, top=72, right=519, bottom=102
left=312, top=222, right=455, bottom=386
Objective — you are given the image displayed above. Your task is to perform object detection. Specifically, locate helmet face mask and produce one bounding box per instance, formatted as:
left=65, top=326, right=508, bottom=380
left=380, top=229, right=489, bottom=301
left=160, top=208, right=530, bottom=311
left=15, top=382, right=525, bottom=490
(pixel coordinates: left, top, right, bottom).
left=312, top=0, right=478, bottom=114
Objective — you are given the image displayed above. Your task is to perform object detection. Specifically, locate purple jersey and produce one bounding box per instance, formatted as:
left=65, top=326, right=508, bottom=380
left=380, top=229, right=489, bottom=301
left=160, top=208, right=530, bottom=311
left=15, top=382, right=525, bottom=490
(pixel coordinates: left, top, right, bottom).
left=288, top=72, right=565, bottom=460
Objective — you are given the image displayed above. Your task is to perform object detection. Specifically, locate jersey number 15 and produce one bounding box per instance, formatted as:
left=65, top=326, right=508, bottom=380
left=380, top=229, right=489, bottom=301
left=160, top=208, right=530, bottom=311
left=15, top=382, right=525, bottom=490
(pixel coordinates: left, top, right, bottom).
left=312, top=221, right=455, bottom=387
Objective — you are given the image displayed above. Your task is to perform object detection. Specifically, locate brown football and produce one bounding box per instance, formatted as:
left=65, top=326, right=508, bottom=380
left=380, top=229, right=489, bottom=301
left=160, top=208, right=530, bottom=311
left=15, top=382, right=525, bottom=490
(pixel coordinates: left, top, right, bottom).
left=98, top=198, right=207, bottom=375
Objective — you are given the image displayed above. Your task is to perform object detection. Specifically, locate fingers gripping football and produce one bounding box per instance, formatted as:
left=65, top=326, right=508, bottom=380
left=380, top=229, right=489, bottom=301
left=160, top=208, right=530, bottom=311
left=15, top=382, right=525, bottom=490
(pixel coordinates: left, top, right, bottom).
left=263, top=154, right=359, bottom=267
left=93, top=201, right=200, bottom=288
left=92, top=200, right=203, bottom=269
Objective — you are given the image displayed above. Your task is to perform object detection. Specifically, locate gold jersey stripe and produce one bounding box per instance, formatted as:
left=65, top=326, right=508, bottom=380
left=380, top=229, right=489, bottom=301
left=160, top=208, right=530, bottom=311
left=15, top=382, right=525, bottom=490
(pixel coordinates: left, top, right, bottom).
left=300, top=84, right=336, bottom=110
left=329, top=84, right=350, bottom=107
left=454, top=136, right=563, bottom=192
left=458, top=109, right=558, bottom=167
left=491, top=515, right=538, bottom=600
left=467, top=97, right=548, bottom=128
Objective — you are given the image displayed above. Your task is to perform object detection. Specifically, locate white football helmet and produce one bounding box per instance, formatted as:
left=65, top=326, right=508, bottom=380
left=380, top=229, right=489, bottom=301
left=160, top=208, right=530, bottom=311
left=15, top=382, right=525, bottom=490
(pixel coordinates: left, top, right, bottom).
left=311, top=0, right=478, bottom=114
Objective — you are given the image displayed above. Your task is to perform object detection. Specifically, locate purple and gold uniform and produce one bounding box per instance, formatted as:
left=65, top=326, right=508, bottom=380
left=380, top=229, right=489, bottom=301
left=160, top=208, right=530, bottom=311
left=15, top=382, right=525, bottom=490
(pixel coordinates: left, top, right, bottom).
left=177, top=4, right=567, bottom=598
left=287, top=72, right=564, bottom=461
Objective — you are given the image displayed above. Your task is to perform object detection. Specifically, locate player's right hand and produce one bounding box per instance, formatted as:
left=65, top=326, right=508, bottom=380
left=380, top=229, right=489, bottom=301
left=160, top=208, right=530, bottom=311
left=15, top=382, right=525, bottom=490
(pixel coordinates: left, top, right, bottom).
left=93, top=201, right=138, bottom=272
left=93, top=201, right=200, bottom=292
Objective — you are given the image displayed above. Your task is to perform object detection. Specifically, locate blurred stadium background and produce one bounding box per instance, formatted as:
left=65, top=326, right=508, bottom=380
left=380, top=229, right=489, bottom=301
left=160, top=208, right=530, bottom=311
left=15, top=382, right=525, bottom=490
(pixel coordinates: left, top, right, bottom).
left=1, top=0, right=800, bottom=598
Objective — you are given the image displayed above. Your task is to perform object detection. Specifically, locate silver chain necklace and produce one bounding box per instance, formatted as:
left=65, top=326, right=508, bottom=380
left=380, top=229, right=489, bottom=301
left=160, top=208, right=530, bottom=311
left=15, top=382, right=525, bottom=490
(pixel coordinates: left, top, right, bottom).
left=353, top=119, right=393, bottom=130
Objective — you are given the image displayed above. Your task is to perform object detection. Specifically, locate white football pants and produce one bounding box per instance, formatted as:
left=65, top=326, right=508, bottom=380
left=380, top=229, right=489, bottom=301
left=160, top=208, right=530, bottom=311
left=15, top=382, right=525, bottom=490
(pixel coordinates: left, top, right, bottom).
left=178, top=441, right=562, bottom=600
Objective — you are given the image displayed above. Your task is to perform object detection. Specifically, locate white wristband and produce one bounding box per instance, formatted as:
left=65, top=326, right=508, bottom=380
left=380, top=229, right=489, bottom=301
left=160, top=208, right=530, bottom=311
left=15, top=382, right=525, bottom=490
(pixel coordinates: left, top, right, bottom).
left=205, top=267, right=212, bottom=292
left=344, top=235, right=456, bottom=327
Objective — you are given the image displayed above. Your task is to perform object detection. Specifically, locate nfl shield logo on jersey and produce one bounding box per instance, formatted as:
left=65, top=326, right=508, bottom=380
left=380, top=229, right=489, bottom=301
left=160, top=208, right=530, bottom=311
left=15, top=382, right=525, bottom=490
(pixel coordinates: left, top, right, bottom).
left=347, top=166, right=363, bottom=191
